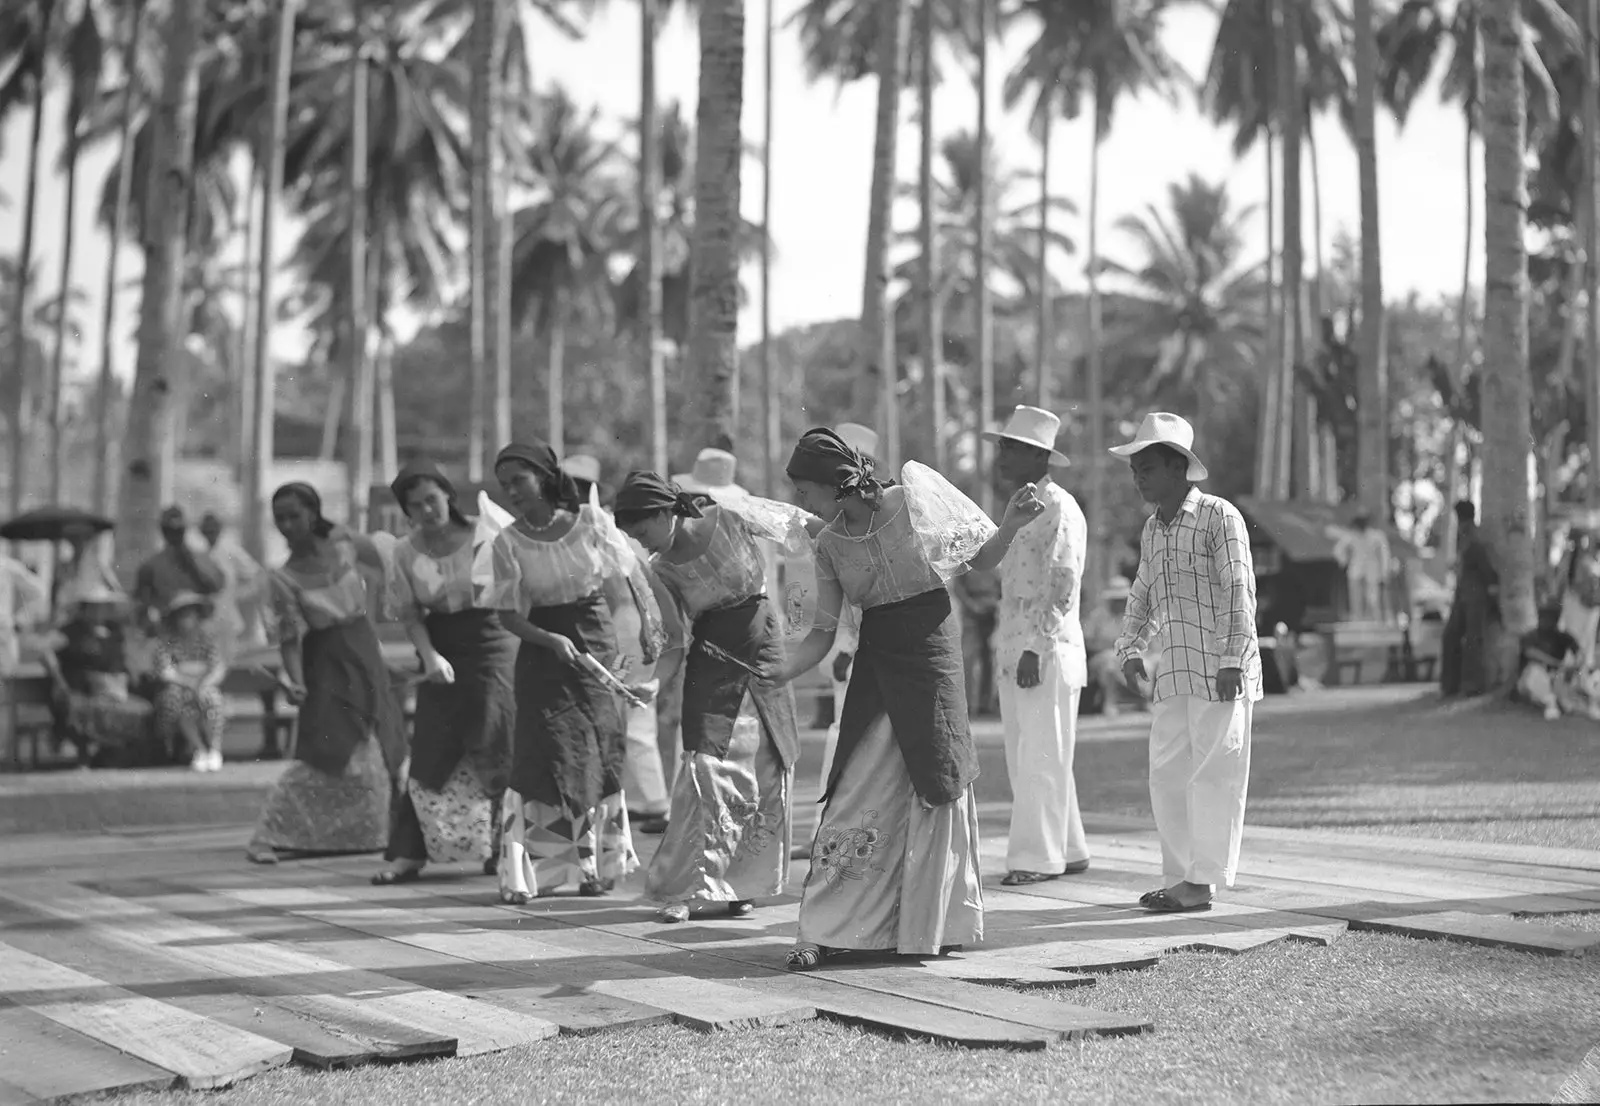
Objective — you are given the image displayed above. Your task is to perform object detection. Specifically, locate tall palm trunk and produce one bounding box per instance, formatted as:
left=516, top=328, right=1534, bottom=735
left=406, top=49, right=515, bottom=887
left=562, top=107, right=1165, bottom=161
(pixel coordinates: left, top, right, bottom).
left=1479, top=0, right=1536, bottom=683
left=1086, top=97, right=1106, bottom=597
left=760, top=0, right=777, bottom=493
left=347, top=46, right=373, bottom=528
left=49, top=121, right=84, bottom=504
left=117, top=0, right=202, bottom=573
left=492, top=4, right=512, bottom=462
left=376, top=230, right=398, bottom=478
left=1585, top=0, right=1600, bottom=509
left=319, top=376, right=346, bottom=460
left=918, top=0, right=944, bottom=469
left=1034, top=113, right=1052, bottom=408
left=547, top=286, right=567, bottom=452
left=975, top=0, right=994, bottom=516
left=1257, top=127, right=1280, bottom=496
left=685, top=0, right=746, bottom=462
left=236, top=159, right=260, bottom=485
left=1353, top=0, right=1388, bottom=521
left=6, top=6, right=52, bottom=516
left=855, top=0, right=911, bottom=466
left=244, top=0, right=297, bottom=561
left=96, top=0, right=145, bottom=515
left=643, top=0, right=668, bottom=474
left=1444, top=105, right=1475, bottom=554
left=467, top=0, right=493, bottom=474
left=1273, top=0, right=1303, bottom=499
left=1307, top=106, right=1338, bottom=501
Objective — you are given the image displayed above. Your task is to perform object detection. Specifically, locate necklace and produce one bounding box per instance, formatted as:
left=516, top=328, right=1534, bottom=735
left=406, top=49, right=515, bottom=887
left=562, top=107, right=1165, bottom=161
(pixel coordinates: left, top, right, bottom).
left=838, top=503, right=878, bottom=542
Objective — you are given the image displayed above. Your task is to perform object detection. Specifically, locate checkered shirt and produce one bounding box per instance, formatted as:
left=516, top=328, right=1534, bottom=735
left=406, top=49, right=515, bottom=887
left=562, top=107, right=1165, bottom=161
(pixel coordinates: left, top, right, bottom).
left=1113, top=486, right=1263, bottom=703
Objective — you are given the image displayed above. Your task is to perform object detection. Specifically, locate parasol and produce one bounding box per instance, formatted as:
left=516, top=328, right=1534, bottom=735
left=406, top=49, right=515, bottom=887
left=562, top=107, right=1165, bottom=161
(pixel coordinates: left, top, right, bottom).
left=0, top=506, right=115, bottom=544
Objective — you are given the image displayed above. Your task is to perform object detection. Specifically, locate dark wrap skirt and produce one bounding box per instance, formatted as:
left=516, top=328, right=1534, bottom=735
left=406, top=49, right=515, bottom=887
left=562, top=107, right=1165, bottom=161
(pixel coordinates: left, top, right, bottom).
left=681, top=595, right=799, bottom=768
left=409, top=609, right=518, bottom=792
left=296, top=618, right=407, bottom=778
left=511, top=592, right=626, bottom=813
left=827, top=586, right=977, bottom=807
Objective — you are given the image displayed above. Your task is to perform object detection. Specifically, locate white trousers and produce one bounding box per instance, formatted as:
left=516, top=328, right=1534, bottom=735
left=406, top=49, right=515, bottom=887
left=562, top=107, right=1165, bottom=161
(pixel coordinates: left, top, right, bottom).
left=999, top=670, right=1088, bottom=873
left=1148, top=695, right=1253, bottom=887
left=818, top=676, right=848, bottom=792
left=623, top=678, right=670, bottom=815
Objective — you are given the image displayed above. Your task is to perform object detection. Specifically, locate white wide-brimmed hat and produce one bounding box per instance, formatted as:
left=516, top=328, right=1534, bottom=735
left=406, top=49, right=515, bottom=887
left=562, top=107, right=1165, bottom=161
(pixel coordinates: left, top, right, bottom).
left=560, top=454, right=602, bottom=486
left=834, top=422, right=880, bottom=459
left=1104, top=575, right=1132, bottom=601
left=980, top=405, right=1069, bottom=465
left=1108, top=412, right=1209, bottom=482
left=672, top=448, right=747, bottom=498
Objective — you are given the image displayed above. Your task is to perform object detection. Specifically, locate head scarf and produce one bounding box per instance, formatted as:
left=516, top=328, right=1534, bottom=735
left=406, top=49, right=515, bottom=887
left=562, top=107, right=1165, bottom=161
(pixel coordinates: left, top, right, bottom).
left=390, top=460, right=469, bottom=528
left=271, top=482, right=335, bottom=538
left=613, top=471, right=714, bottom=522
left=494, top=442, right=582, bottom=513
left=785, top=427, right=883, bottom=502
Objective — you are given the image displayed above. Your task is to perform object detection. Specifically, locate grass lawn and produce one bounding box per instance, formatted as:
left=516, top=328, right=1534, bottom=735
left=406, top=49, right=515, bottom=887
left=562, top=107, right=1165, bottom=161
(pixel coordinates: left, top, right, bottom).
left=94, top=686, right=1600, bottom=1105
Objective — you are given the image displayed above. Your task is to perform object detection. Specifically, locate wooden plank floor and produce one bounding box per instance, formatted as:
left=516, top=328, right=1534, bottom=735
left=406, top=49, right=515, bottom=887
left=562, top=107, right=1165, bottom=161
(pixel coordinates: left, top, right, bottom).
left=3, top=807, right=1599, bottom=1103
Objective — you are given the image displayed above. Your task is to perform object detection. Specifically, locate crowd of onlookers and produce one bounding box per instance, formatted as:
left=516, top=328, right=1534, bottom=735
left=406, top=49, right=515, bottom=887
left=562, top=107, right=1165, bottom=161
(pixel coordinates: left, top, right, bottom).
left=0, top=507, right=267, bottom=768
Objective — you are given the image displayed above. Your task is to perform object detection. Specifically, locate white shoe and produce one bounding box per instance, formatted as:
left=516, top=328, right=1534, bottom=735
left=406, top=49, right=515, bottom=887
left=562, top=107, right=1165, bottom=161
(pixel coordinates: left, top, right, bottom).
left=191, top=753, right=208, bottom=772
left=1544, top=704, right=1562, bottom=722
left=208, top=749, right=224, bottom=771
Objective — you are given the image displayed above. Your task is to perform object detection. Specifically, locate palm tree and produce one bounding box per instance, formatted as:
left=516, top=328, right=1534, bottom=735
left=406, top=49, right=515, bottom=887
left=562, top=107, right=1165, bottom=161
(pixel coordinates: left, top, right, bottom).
left=43, top=3, right=103, bottom=504
left=1098, top=174, right=1267, bottom=442
left=684, top=0, right=746, bottom=459
left=792, top=0, right=913, bottom=465
left=93, top=0, right=144, bottom=515
left=760, top=0, right=777, bottom=494
left=1479, top=0, right=1537, bottom=682
left=507, top=90, right=625, bottom=455
left=975, top=0, right=994, bottom=513
left=0, top=0, right=56, bottom=514
left=1352, top=0, right=1386, bottom=519
left=118, top=0, right=204, bottom=573
left=916, top=0, right=944, bottom=468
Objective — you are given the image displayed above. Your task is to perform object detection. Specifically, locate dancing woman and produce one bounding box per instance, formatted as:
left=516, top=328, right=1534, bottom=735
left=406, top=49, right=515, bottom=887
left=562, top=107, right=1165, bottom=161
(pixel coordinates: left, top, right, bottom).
left=613, top=471, right=815, bottom=924
left=770, top=429, right=1043, bottom=969
left=482, top=441, right=665, bottom=900
left=373, top=461, right=519, bottom=885
left=247, top=483, right=407, bottom=864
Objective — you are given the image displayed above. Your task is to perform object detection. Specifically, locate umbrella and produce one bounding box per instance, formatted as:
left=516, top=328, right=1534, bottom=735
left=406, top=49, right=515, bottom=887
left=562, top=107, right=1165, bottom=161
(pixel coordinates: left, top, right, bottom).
left=0, top=506, right=115, bottom=543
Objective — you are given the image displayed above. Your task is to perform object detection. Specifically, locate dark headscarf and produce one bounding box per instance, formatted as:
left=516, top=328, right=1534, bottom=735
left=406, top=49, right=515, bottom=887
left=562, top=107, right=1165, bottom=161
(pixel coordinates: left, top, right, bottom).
left=613, top=471, right=715, bottom=523
left=390, top=460, right=470, bottom=528
left=272, top=482, right=335, bottom=538
left=785, top=427, right=884, bottom=503
left=494, top=441, right=582, bottom=513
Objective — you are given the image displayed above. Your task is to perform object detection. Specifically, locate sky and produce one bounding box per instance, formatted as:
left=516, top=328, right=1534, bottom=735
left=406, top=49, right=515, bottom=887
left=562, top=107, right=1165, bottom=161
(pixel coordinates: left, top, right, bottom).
left=0, top=1, right=1478, bottom=404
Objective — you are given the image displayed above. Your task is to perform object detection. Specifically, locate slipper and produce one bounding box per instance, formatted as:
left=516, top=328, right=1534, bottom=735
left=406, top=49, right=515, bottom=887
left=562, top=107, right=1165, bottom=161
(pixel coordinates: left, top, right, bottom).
left=1002, top=870, right=1059, bottom=886
left=727, top=900, right=754, bottom=917
left=1138, top=889, right=1163, bottom=906
left=371, top=868, right=422, bottom=886
left=1142, top=888, right=1212, bottom=914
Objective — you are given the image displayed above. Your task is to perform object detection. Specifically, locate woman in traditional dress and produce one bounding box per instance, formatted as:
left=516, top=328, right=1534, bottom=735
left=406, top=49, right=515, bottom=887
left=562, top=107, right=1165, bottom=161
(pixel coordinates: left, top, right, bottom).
left=613, top=471, right=815, bottom=924
left=483, top=441, right=664, bottom=900
left=373, top=461, right=519, bottom=885
left=770, top=429, right=1043, bottom=970
left=246, top=483, right=407, bottom=864
left=151, top=592, right=227, bottom=771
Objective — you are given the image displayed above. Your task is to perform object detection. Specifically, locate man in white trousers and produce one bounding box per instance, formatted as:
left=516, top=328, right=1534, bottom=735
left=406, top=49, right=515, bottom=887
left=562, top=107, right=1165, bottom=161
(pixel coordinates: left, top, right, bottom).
left=982, top=406, right=1090, bottom=885
left=1110, top=413, right=1261, bottom=914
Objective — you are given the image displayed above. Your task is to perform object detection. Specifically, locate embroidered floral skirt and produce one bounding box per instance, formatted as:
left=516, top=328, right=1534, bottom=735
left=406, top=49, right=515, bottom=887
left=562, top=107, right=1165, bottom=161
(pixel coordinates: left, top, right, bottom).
left=796, top=711, right=984, bottom=956
left=498, top=790, right=639, bottom=897
left=250, top=736, right=391, bottom=854
left=386, top=761, right=500, bottom=866
left=644, top=692, right=792, bottom=905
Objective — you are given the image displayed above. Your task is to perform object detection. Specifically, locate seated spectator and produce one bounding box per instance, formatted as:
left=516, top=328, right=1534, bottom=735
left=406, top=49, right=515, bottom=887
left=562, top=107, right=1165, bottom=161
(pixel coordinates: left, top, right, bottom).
left=1517, top=605, right=1583, bottom=722
left=152, top=592, right=228, bottom=772
left=1085, top=577, right=1147, bottom=716
left=42, top=584, right=157, bottom=766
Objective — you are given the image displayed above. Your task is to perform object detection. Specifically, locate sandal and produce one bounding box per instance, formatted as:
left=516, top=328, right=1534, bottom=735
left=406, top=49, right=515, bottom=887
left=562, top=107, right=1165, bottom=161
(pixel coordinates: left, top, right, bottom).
left=1002, top=870, right=1059, bottom=886
left=658, top=904, right=691, bottom=924
left=371, top=868, right=423, bottom=886
left=578, top=878, right=614, bottom=898
left=1138, top=888, right=1163, bottom=907
left=500, top=889, right=533, bottom=905
left=245, top=847, right=279, bottom=866
left=727, top=900, right=754, bottom=917
left=1142, top=888, right=1212, bottom=914
left=786, top=945, right=827, bottom=972
left=481, top=858, right=498, bottom=877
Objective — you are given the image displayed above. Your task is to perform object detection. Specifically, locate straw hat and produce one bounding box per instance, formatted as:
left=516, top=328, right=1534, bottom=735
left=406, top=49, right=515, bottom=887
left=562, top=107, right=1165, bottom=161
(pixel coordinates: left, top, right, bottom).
left=834, top=422, right=880, bottom=459
left=1104, top=575, right=1132, bottom=601
left=672, top=448, right=747, bottom=498
left=560, top=454, right=602, bottom=487
left=981, top=406, right=1070, bottom=465
left=1107, top=412, right=1209, bottom=482
left=74, top=582, right=126, bottom=608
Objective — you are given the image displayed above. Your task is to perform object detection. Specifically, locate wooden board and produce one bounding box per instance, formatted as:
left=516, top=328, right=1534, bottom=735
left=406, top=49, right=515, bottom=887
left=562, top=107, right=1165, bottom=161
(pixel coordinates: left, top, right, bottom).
left=1330, top=910, right=1600, bottom=957
left=0, top=942, right=292, bottom=1090
left=922, top=955, right=1098, bottom=991
left=0, top=881, right=556, bottom=1060
left=1554, top=1043, right=1600, bottom=1105
left=0, top=1006, right=177, bottom=1102
left=192, top=881, right=814, bottom=1035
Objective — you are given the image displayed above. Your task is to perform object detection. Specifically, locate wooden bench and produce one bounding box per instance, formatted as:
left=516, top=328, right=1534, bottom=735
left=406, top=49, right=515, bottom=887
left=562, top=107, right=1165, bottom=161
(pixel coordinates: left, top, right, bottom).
left=4, top=672, right=58, bottom=770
